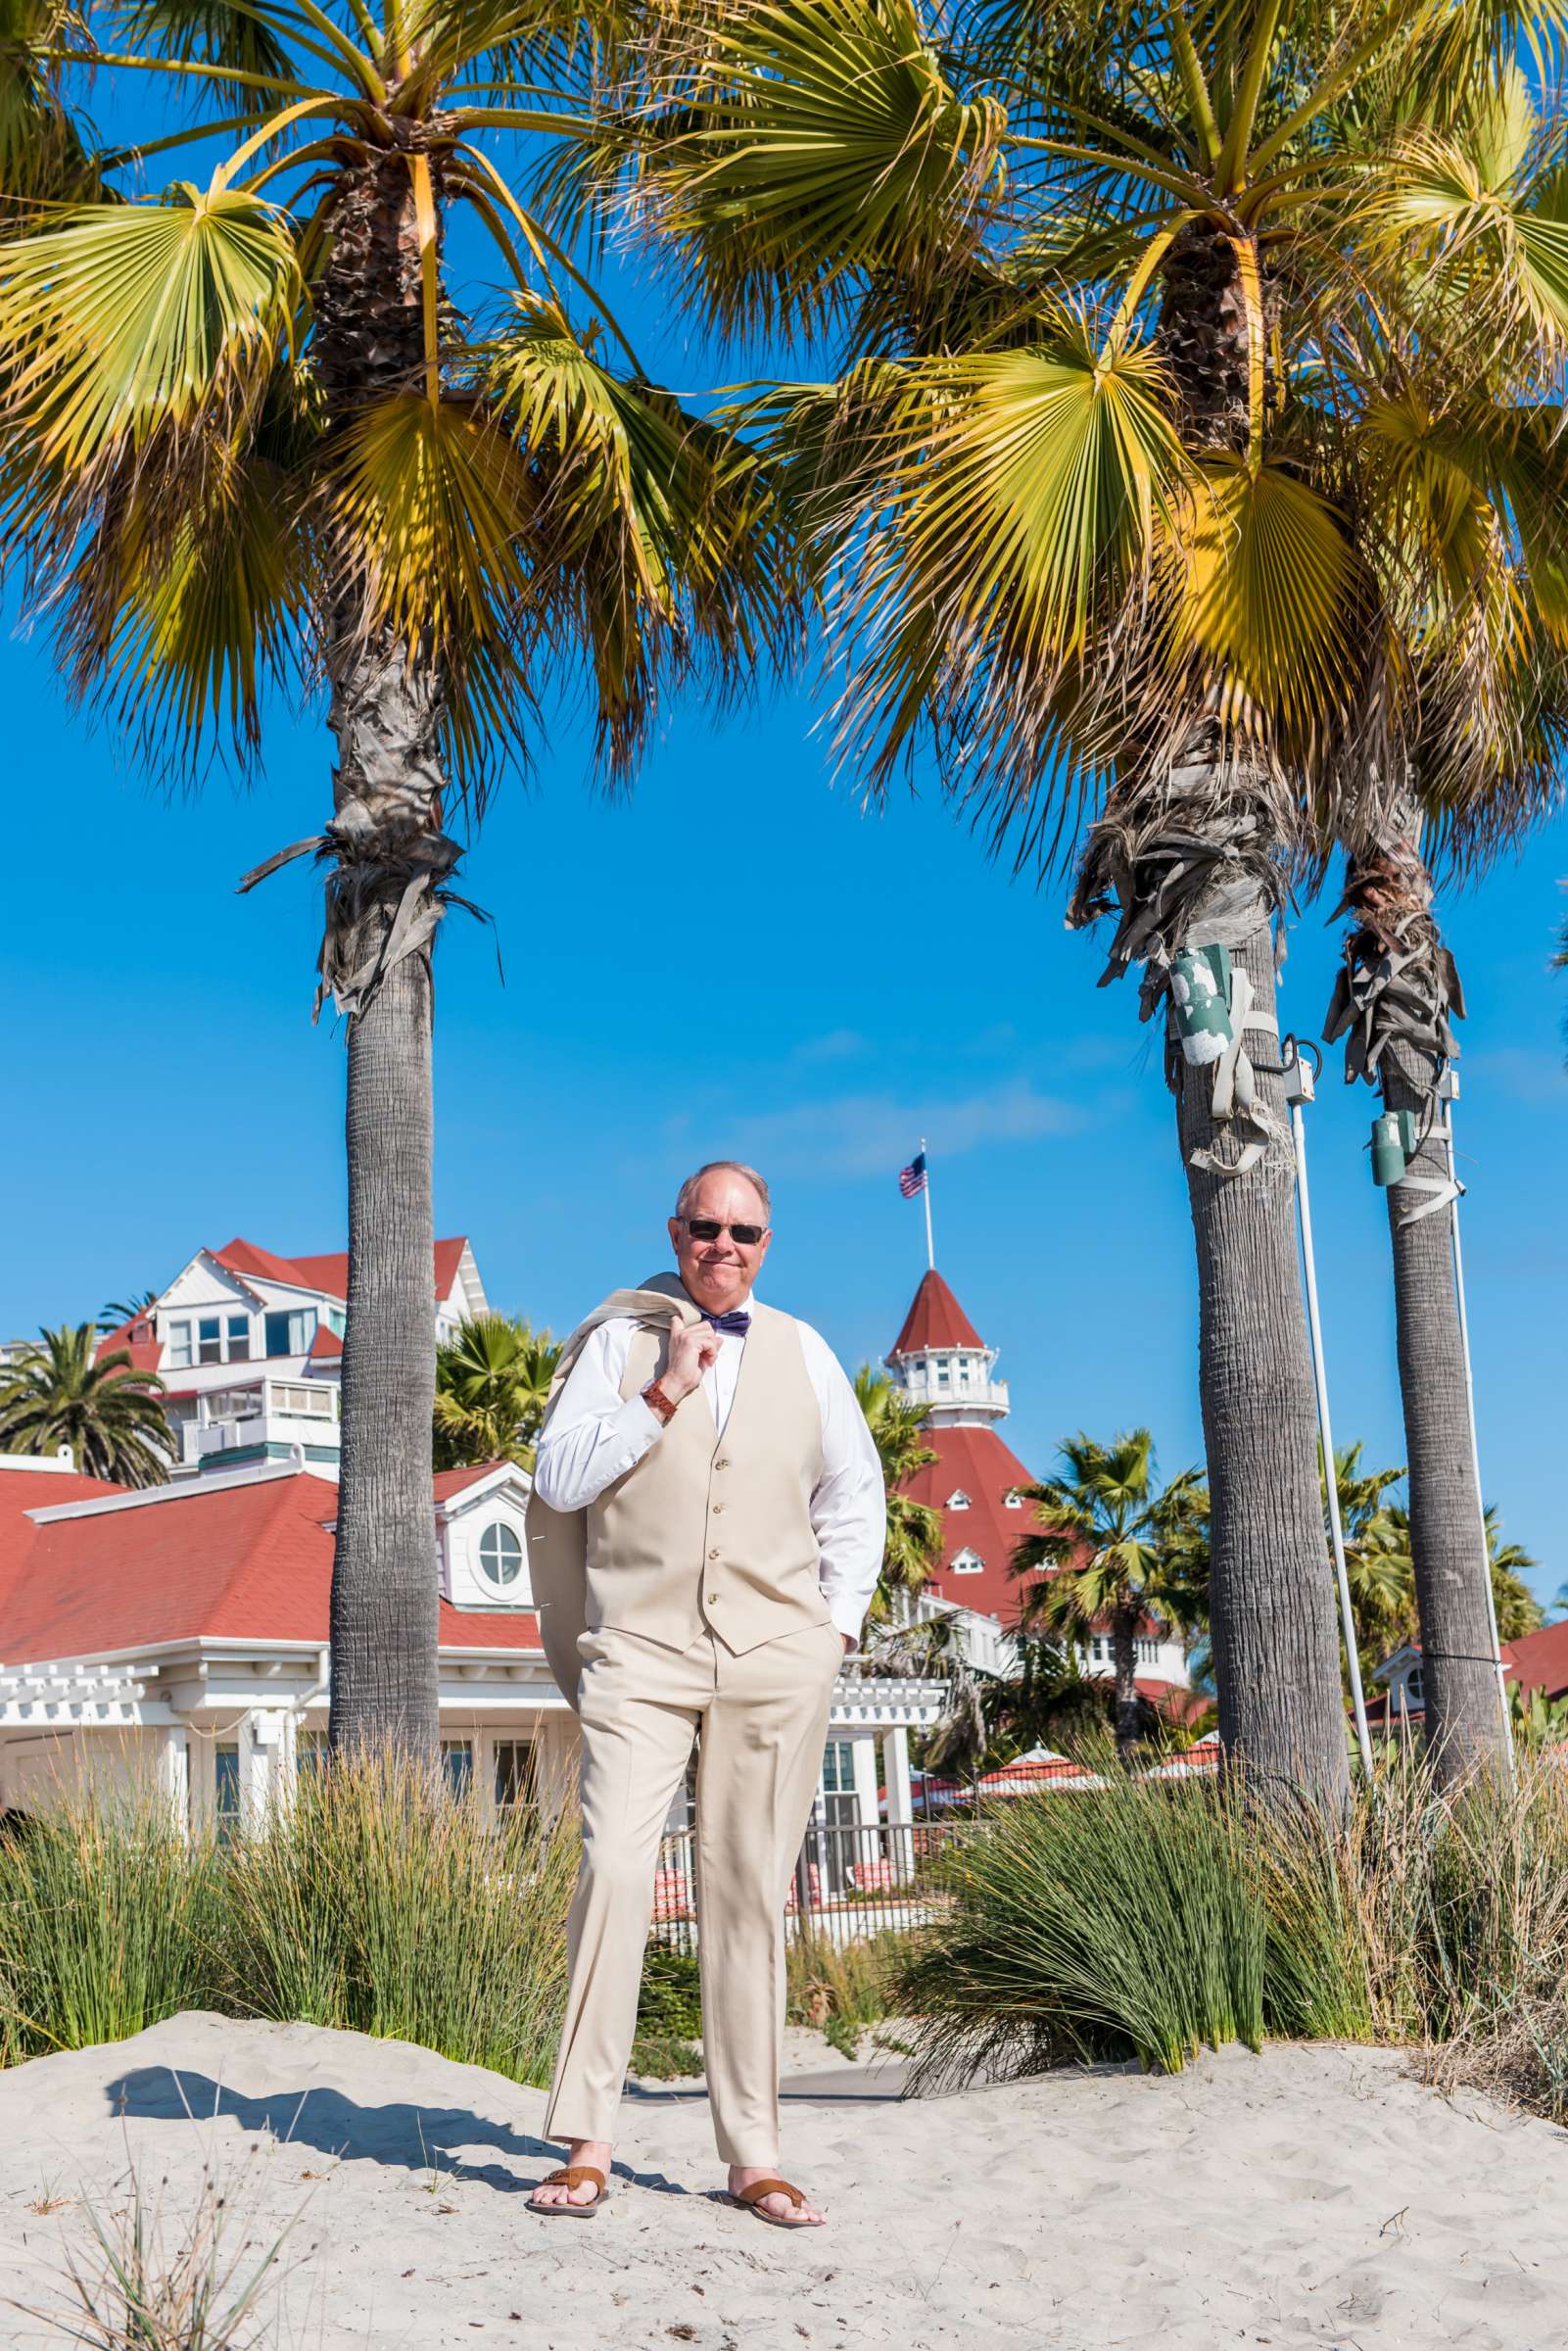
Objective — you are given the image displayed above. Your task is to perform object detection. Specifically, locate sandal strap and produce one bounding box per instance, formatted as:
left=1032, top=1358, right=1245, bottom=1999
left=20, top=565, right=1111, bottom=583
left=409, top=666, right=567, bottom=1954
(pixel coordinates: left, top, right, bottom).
left=737, top=2176, right=805, bottom=2209
left=541, top=2166, right=606, bottom=2193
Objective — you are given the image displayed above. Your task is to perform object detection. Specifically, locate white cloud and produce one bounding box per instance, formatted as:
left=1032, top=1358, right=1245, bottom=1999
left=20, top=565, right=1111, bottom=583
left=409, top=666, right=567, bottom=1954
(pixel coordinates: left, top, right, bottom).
left=725, top=1078, right=1087, bottom=1178
left=790, top=1028, right=870, bottom=1066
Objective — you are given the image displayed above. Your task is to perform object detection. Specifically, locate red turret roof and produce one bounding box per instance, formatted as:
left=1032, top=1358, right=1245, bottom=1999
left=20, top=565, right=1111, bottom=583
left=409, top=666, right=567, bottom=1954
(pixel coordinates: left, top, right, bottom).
left=890, top=1270, right=984, bottom=1356
left=904, top=1422, right=1041, bottom=1625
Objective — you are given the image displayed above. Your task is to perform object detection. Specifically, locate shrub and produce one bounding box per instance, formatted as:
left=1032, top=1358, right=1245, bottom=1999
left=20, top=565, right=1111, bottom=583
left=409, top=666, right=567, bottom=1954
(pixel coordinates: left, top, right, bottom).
left=637, top=1941, right=702, bottom=2039
left=786, top=1930, right=916, bottom=2048
left=900, top=1758, right=1264, bottom=2087
left=0, top=1749, right=578, bottom=2089
left=0, top=1789, right=221, bottom=2064
left=897, top=1747, right=1568, bottom=2115
left=215, top=1749, right=578, bottom=2087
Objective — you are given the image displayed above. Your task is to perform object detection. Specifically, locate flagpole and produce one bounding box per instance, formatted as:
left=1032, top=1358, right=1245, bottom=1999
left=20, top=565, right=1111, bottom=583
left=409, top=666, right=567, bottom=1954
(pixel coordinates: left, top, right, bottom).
left=921, top=1136, right=935, bottom=1271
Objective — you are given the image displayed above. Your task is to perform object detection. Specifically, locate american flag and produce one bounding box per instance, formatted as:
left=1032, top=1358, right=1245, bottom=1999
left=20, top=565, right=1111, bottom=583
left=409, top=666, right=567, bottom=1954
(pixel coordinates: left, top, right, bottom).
left=898, top=1151, right=927, bottom=1199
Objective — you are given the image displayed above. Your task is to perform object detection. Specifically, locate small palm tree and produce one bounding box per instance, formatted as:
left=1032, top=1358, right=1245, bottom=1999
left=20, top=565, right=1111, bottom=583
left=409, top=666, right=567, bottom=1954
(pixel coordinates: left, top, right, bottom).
left=853, top=1365, right=943, bottom=1623
left=923, top=1630, right=1112, bottom=1779
left=1013, top=1431, right=1208, bottom=1766
left=1371, top=1500, right=1543, bottom=1649
left=0, top=3, right=789, bottom=1754
left=433, top=1314, right=559, bottom=1473
left=0, top=1323, right=171, bottom=1485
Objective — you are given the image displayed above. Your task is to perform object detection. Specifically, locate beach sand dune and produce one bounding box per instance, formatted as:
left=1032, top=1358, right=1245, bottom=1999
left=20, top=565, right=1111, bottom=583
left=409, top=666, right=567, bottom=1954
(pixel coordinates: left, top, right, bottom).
left=0, top=2012, right=1563, bottom=2348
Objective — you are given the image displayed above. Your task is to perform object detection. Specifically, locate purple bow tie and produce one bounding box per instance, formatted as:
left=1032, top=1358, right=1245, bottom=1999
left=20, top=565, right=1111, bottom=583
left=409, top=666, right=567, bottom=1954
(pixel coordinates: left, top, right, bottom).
left=701, top=1310, right=751, bottom=1337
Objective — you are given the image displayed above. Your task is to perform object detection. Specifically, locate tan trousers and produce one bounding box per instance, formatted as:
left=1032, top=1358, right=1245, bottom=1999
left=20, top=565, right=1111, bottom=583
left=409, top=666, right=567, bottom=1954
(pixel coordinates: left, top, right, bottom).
left=545, top=1617, right=843, bottom=2166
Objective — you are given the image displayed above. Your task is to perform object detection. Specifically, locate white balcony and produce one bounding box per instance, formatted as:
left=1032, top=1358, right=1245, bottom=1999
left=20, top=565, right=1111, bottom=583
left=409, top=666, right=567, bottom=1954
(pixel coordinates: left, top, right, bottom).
left=184, top=1378, right=340, bottom=1467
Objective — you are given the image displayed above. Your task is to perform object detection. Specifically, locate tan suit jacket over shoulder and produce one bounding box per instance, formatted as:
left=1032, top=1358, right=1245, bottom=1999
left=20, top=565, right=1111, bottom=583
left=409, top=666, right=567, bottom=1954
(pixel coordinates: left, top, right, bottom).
left=524, top=1274, right=829, bottom=1704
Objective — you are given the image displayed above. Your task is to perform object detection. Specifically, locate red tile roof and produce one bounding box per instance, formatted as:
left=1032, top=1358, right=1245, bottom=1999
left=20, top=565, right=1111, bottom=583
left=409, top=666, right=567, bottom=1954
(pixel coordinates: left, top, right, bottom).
left=214, top=1237, right=469, bottom=1305
left=432, top=1462, right=512, bottom=1502
left=890, top=1271, right=984, bottom=1355
left=0, top=1469, right=541, bottom=1662
left=307, top=1324, right=343, bottom=1361
left=904, top=1421, right=1041, bottom=1624
left=1502, top=1618, right=1568, bottom=1701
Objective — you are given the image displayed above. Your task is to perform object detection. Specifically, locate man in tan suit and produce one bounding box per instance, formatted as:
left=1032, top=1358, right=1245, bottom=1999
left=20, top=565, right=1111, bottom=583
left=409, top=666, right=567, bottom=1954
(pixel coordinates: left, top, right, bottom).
left=526, top=1161, right=884, bottom=2227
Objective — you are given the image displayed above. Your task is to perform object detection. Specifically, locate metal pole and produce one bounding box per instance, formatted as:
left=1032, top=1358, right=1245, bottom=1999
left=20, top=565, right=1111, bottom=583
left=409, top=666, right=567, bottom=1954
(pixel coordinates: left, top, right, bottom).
left=1438, top=1076, right=1516, bottom=1773
left=1286, top=1044, right=1374, bottom=1776
left=920, top=1134, right=935, bottom=1271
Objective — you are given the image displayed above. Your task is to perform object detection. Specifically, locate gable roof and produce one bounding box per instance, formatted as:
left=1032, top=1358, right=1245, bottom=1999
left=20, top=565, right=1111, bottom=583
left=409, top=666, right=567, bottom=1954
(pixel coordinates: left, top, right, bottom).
left=213, top=1238, right=470, bottom=1305
left=890, top=1271, right=985, bottom=1356
left=0, top=1467, right=541, bottom=1663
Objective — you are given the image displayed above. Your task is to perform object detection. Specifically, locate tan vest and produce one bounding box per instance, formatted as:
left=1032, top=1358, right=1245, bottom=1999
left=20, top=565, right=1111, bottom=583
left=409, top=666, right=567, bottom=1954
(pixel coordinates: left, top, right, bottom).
left=524, top=1276, right=829, bottom=1703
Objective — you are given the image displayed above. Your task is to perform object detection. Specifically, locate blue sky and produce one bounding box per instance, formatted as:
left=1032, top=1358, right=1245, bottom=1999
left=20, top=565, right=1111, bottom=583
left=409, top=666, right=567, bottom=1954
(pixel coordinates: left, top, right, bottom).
left=3, top=70, right=1567, bottom=1608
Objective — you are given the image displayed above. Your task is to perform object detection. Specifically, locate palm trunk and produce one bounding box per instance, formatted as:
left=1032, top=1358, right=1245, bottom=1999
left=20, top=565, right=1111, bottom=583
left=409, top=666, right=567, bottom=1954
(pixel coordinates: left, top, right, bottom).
left=1327, top=812, right=1504, bottom=1782
left=1176, top=900, right=1349, bottom=1808
left=1069, top=220, right=1351, bottom=1813
left=311, top=152, right=454, bottom=1756
left=1112, top=1610, right=1141, bottom=1767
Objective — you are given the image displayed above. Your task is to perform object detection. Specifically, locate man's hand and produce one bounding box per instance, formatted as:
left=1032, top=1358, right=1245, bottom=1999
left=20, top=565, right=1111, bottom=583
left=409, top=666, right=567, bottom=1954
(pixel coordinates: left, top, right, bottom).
left=662, top=1319, right=721, bottom=1404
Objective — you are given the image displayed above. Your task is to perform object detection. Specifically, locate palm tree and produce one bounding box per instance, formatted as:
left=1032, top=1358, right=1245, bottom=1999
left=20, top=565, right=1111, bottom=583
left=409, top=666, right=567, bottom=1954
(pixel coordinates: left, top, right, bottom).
left=0, top=5, right=788, bottom=1755
left=433, top=1313, right=559, bottom=1473
left=1012, top=1431, right=1208, bottom=1766
left=1318, top=71, right=1568, bottom=1778
left=99, top=1291, right=159, bottom=1331
left=621, top=0, right=1561, bottom=1807
left=1323, top=1443, right=1412, bottom=1683
left=0, top=1322, right=171, bottom=1485
left=1372, top=1500, right=1543, bottom=1647
left=922, top=1629, right=1114, bottom=1778
left=852, top=1365, right=943, bottom=1624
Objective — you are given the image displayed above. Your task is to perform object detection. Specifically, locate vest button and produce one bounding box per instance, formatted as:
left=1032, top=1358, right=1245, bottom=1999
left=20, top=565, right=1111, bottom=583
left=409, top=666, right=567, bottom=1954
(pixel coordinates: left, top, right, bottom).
left=711, top=1502, right=723, bottom=1513
left=708, top=1547, right=721, bottom=1560
left=715, top=1459, right=729, bottom=1470
left=707, top=1592, right=719, bottom=1604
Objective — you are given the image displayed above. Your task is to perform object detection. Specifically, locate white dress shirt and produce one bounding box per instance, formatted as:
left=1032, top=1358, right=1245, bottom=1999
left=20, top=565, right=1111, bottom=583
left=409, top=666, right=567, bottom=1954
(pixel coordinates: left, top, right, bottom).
left=533, top=1299, right=886, bottom=1645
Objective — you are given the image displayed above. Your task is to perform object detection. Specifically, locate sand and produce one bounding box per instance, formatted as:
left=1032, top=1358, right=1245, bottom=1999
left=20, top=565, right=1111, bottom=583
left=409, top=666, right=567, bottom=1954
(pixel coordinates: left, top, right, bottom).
left=0, top=2012, right=1563, bottom=2349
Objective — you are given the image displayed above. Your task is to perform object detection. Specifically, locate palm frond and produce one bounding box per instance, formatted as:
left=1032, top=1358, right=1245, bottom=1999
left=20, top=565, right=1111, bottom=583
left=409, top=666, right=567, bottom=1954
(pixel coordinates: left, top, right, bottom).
left=479, top=290, right=798, bottom=773
left=321, top=388, right=543, bottom=787
left=0, top=183, right=301, bottom=480
left=113, top=0, right=303, bottom=103
left=630, top=0, right=1006, bottom=343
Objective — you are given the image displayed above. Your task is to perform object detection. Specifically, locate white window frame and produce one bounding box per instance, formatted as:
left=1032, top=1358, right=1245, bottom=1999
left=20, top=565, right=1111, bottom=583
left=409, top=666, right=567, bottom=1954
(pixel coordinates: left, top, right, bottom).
left=946, top=1489, right=972, bottom=1511
left=950, top=1548, right=984, bottom=1575
left=476, top=1518, right=525, bottom=1594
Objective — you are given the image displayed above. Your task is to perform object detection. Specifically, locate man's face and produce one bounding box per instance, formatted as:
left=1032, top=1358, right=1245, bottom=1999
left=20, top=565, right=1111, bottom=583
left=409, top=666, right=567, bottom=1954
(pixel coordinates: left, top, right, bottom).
left=668, top=1173, right=772, bottom=1315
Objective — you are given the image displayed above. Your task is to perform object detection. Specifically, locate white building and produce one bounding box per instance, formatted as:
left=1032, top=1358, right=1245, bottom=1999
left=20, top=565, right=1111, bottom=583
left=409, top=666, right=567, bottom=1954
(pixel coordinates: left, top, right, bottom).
left=93, top=1235, right=487, bottom=1477
left=0, top=1235, right=947, bottom=1868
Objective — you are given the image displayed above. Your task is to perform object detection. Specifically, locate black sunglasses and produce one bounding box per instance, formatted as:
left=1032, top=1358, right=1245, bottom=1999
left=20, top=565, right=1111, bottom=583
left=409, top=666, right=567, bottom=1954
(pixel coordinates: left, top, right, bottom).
left=684, top=1217, right=767, bottom=1245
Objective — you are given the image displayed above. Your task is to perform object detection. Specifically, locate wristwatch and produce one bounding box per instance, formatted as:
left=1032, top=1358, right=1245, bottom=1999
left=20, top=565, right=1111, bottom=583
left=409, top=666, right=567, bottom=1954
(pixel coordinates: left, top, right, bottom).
left=641, top=1377, right=680, bottom=1425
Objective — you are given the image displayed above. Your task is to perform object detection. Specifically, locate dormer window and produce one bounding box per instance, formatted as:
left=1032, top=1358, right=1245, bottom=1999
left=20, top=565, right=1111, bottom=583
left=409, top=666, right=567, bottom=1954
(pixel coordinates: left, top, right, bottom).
left=946, top=1489, right=973, bottom=1511
left=477, top=1520, right=524, bottom=1593
left=264, top=1307, right=316, bottom=1358
left=950, top=1547, right=984, bottom=1574
left=1004, top=1491, right=1023, bottom=1510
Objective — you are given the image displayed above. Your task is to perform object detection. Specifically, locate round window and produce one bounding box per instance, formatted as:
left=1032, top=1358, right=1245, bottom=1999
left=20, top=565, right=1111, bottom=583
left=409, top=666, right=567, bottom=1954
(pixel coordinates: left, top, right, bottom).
left=478, top=1521, right=523, bottom=1589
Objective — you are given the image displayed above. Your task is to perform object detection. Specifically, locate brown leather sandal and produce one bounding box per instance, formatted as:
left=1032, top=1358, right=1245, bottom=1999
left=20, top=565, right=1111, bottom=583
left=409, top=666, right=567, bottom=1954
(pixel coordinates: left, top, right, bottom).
left=528, top=2164, right=610, bottom=2218
left=726, top=2176, right=822, bottom=2230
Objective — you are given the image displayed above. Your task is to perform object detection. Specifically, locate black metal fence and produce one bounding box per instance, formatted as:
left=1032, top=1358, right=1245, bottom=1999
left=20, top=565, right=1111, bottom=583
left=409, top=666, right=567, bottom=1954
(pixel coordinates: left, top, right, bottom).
left=651, top=1816, right=970, bottom=1949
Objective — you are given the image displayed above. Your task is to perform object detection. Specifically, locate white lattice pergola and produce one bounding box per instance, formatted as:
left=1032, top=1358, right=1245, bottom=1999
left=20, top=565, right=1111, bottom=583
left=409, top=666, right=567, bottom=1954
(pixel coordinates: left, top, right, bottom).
left=0, top=1661, right=171, bottom=1729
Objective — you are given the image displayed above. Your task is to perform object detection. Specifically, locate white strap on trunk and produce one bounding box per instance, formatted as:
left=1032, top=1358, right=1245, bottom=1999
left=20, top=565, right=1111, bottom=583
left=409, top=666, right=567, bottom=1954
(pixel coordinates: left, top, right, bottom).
left=1188, top=965, right=1284, bottom=1180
